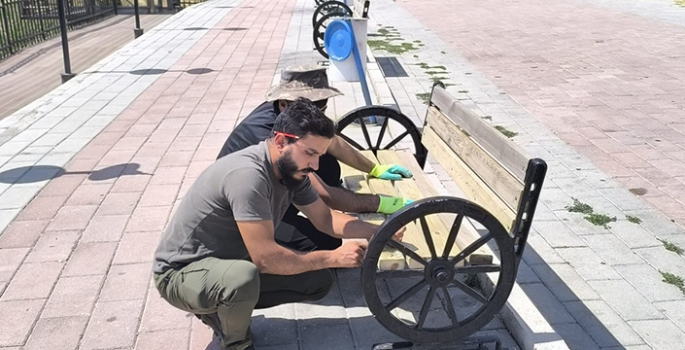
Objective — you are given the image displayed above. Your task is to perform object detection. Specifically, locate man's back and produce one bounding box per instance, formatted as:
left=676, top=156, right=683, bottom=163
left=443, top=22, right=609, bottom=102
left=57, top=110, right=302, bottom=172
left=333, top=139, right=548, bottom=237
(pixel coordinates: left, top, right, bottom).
left=217, top=101, right=277, bottom=159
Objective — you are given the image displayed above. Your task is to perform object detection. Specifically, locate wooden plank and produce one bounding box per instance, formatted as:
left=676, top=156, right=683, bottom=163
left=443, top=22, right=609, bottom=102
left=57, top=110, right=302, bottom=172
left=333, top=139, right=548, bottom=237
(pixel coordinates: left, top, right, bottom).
left=359, top=151, right=436, bottom=269
left=339, top=162, right=406, bottom=270
left=426, top=107, right=524, bottom=211
left=421, top=127, right=517, bottom=232
left=379, top=150, right=492, bottom=265
left=429, top=85, right=529, bottom=181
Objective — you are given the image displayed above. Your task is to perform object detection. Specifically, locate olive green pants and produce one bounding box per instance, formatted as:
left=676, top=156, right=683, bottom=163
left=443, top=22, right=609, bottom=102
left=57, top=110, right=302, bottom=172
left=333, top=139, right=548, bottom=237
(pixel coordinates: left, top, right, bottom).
left=154, top=257, right=334, bottom=350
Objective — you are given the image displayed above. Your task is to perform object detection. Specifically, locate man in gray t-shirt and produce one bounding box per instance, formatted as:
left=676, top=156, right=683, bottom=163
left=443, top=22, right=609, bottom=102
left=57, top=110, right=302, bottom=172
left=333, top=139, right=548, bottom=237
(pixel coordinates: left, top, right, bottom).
left=153, top=98, right=401, bottom=350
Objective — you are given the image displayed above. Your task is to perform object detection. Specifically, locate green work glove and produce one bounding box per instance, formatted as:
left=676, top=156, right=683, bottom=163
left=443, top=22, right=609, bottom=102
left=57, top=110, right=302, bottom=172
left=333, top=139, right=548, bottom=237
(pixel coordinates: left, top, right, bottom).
left=377, top=196, right=414, bottom=214
left=369, top=164, right=413, bottom=181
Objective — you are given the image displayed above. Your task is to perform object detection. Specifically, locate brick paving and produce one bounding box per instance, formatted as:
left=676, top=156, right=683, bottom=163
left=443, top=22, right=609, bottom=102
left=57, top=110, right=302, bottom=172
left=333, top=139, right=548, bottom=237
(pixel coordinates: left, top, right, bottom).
left=395, top=0, right=685, bottom=228
left=366, top=0, right=685, bottom=348
left=3, top=0, right=685, bottom=349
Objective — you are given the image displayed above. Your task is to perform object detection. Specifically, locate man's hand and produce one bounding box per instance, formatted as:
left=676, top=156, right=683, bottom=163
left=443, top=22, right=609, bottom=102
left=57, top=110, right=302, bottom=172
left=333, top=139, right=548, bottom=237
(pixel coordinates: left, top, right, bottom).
left=377, top=196, right=413, bottom=214
left=369, top=164, right=413, bottom=181
left=332, top=241, right=367, bottom=268
left=392, top=227, right=405, bottom=242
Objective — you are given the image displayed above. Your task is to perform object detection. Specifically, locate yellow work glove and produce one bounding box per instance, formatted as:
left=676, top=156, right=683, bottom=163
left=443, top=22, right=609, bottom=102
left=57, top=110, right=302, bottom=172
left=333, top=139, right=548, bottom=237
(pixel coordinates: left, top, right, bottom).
left=369, top=164, right=413, bottom=181
left=377, top=196, right=413, bottom=214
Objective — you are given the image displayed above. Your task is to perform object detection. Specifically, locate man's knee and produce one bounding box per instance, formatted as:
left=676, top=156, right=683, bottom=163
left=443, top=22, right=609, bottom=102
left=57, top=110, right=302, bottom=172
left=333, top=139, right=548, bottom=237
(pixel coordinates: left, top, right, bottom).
left=308, top=269, right=335, bottom=301
left=218, top=260, right=260, bottom=304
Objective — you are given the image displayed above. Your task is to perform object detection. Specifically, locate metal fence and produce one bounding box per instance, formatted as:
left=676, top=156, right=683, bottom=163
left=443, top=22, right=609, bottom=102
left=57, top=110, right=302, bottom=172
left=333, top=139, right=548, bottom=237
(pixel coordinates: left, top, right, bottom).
left=0, top=0, right=116, bottom=60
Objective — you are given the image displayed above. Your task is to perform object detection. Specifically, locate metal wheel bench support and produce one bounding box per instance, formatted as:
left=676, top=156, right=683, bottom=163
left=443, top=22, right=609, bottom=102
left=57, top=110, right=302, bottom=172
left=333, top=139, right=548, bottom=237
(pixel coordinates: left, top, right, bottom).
left=312, top=0, right=370, bottom=59
left=336, top=84, right=547, bottom=349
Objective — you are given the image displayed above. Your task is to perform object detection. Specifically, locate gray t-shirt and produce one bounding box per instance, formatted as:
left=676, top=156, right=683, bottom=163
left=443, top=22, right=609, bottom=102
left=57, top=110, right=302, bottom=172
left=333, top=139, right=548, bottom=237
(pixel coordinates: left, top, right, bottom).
left=153, top=141, right=319, bottom=274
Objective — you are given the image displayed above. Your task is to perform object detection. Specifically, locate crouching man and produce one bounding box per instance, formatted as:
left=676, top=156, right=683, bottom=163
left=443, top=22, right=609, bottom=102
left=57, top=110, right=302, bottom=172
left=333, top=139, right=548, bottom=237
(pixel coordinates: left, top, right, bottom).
left=153, top=98, right=401, bottom=350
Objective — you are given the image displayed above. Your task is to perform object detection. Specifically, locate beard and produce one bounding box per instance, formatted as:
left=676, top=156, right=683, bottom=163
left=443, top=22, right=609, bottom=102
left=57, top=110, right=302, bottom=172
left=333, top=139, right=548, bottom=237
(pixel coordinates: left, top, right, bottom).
left=277, top=150, right=314, bottom=190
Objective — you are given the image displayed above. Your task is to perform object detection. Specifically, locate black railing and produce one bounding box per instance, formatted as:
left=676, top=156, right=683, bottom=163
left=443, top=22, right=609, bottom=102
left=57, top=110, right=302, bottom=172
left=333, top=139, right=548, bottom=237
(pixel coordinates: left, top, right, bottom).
left=0, top=0, right=116, bottom=60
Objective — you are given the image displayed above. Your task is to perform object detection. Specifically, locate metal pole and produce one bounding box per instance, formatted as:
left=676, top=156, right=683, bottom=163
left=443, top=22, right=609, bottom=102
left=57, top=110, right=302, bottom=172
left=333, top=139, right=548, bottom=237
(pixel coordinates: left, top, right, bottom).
left=56, top=0, right=75, bottom=83
left=133, top=0, right=144, bottom=38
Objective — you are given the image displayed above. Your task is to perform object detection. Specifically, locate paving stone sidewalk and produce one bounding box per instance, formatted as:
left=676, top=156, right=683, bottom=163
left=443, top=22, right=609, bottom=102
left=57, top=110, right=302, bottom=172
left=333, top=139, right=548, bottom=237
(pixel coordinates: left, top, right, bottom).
left=0, top=0, right=521, bottom=349
left=365, top=0, right=685, bottom=349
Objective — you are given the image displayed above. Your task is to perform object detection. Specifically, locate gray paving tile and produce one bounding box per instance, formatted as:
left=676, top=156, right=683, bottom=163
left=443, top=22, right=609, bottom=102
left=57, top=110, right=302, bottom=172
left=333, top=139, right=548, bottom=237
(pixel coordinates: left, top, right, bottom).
left=588, top=280, right=665, bottom=321
left=564, top=300, right=645, bottom=347
left=531, top=263, right=600, bottom=303
left=628, top=320, right=685, bottom=350
left=614, top=264, right=685, bottom=303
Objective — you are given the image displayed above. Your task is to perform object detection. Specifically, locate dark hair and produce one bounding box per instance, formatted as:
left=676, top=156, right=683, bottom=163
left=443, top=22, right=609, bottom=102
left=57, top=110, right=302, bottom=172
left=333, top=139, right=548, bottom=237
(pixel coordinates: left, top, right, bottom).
left=272, top=97, right=336, bottom=142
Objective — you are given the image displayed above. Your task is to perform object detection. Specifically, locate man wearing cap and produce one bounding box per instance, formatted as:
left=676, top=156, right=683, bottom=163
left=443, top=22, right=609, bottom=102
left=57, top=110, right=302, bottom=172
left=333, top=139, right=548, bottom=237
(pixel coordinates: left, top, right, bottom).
left=217, top=65, right=413, bottom=252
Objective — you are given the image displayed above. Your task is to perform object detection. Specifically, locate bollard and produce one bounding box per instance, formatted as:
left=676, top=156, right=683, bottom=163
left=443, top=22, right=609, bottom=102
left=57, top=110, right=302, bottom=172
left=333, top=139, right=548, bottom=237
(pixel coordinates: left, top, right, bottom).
left=56, top=0, right=75, bottom=83
left=134, top=0, right=145, bottom=38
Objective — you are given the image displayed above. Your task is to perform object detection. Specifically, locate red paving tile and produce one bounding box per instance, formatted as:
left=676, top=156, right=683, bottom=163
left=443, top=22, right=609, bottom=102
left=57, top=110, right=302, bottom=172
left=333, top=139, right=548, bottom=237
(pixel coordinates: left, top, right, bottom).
left=399, top=0, right=685, bottom=223
left=0, top=0, right=297, bottom=347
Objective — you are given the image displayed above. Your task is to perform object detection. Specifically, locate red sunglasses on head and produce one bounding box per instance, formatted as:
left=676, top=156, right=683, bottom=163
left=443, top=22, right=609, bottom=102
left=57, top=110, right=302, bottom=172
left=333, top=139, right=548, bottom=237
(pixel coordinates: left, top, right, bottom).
left=273, top=131, right=300, bottom=140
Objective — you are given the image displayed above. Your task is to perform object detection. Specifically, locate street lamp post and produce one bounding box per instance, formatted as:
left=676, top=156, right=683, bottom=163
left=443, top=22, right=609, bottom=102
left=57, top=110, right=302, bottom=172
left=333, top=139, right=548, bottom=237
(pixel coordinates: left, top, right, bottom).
left=134, top=0, right=144, bottom=38
left=56, top=0, right=75, bottom=82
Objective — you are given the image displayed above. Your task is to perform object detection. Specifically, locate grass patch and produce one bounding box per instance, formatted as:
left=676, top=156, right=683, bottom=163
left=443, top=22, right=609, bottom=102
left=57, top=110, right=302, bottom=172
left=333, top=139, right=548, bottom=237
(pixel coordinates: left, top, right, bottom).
left=660, top=271, right=685, bottom=293
left=565, top=198, right=619, bottom=229
left=494, top=125, right=518, bottom=138
left=416, top=93, right=431, bottom=105
left=482, top=116, right=492, bottom=121
left=566, top=198, right=593, bottom=214
left=368, top=40, right=418, bottom=54
left=585, top=213, right=617, bottom=229
left=430, top=76, right=450, bottom=83
left=415, top=63, right=447, bottom=71
left=413, top=54, right=419, bottom=58
left=441, top=50, right=446, bottom=54
left=660, top=239, right=684, bottom=255
left=626, top=215, right=642, bottom=224
left=458, top=90, right=469, bottom=94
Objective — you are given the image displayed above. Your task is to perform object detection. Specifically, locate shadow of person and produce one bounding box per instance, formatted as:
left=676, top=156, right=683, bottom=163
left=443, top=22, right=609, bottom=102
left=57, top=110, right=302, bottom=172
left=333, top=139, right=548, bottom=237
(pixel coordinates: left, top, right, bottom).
left=0, top=163, right=152, bottom=184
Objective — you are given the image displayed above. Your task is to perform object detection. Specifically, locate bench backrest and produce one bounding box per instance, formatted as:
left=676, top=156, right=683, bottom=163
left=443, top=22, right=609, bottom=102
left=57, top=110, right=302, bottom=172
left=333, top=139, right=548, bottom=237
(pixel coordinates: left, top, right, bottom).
left=423, top=83, right=547, bottom=252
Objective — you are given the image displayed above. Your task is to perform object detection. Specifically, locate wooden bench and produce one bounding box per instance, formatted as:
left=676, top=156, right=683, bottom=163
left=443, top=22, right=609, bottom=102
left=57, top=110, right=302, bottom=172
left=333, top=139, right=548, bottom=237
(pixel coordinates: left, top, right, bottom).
left=339, top=83, right=547, bottom=275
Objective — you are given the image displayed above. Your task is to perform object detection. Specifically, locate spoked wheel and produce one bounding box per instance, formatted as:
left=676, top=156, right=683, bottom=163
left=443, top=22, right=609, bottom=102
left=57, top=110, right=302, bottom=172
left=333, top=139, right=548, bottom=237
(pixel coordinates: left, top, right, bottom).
left=313, top=12, right=348, bottom=59
left=314, top=0, right=328, bottom=5
left=336, top=106, right=428, bottom=168
left=361, top=197, right=516, bottom=344
left=312, top=1, right=352, bottom=27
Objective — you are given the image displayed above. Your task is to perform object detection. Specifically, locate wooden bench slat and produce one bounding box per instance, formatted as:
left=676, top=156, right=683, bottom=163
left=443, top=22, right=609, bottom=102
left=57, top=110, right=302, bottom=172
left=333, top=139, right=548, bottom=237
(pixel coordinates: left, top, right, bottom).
left=431, top=86, right=529, bottom=182
left=360, top=151, right=438, bottom=270
left=378, top=150, right=493, bottom=265
left=339, top=161, right=407, bottom=270
left=426, top=106, right=524, bottom=211
left=422, top=126, right=517, bottom=232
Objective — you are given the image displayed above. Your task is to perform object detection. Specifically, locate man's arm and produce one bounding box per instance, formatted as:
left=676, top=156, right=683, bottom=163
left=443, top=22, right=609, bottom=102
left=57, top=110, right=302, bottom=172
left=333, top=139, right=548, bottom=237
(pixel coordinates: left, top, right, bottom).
left=308, top=172, right=379, bottom=213
left=295, top=197, right=379, bottom=240
left=327, top=135, right=375, bottom=173
left=327, top=135, right=413, bottom=180
left=236, top=220, right=366, bottom=275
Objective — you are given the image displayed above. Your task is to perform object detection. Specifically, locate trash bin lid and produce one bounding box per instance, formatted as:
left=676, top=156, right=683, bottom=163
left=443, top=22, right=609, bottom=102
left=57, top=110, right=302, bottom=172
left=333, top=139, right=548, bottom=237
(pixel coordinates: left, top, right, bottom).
left=324, top=19, right=353, bottom=62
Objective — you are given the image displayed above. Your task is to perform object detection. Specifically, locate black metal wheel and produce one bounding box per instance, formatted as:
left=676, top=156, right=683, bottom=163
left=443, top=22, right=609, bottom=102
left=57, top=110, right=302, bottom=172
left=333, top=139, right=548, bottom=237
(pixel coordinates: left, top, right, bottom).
left=336, top=106, right=428, bottom=168
left=313, top=11, right=348, bottom=59
left=361, top=197, right=516, bottom=344
left=312, top=1, right=352, bottom=27
left=315, top=0, right=328, bottom=5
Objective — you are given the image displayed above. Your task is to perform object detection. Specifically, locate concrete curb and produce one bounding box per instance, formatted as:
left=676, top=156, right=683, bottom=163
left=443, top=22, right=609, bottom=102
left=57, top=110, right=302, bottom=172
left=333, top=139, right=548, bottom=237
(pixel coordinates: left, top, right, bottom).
left=363, top=41, right=570, bottom=350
